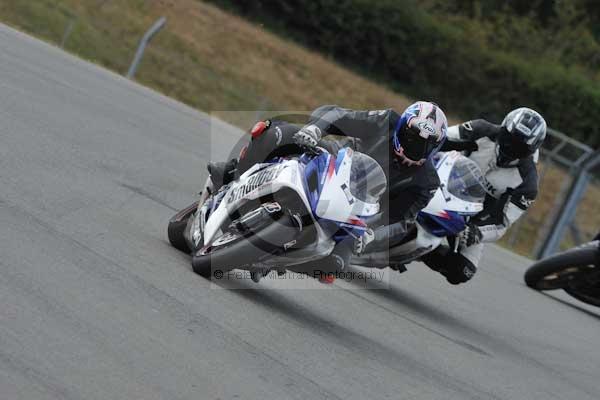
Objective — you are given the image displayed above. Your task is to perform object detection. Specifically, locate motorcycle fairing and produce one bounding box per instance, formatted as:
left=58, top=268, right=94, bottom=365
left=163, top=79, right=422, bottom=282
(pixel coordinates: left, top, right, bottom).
left=202, top=160, right=311, bottom=245
left=418, top=151, right=484, bottom=237
left=314, top=148, right=380, bottom=222
left=416, top=210, right=465, bottom=237
left=425, top=151, right=484, bottom=215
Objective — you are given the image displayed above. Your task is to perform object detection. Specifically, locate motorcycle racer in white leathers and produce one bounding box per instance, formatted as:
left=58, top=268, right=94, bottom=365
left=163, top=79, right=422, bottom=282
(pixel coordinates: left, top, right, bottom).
left=420, top=107, right=547, bottom=284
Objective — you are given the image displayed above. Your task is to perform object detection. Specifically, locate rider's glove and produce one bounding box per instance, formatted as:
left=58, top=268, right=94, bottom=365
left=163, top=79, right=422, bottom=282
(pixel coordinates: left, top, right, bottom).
left=354, top=228, right=375, bottom=255
left=293, top=124, right=322, bottom=147
left=459, top=222, right=482, bottom=248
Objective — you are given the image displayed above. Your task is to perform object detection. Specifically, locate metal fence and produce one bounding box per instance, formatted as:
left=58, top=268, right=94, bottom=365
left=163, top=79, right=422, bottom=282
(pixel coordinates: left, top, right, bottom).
left=503, top=128, right=599, bottom=258
left=58, top=8, right=166, bottom=79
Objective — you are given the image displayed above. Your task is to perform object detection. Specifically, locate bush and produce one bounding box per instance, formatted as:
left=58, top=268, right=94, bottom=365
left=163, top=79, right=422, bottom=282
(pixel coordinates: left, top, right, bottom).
left=208, top=0, right=600, bottom=147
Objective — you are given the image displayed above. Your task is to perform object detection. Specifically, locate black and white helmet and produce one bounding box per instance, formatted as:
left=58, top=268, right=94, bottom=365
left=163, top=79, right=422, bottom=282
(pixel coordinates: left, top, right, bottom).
left=498, top=107, right=546, bottom=166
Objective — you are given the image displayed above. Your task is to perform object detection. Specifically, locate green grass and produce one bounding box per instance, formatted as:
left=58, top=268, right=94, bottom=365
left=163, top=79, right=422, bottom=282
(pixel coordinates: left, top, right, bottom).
left=0, top=0, right=597, bottom=257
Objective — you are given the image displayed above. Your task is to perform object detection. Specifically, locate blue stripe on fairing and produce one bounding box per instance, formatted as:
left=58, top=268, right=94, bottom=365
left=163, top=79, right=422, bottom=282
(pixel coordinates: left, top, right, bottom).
left=334, top=148, right=346, bottom=173
left=417, top=210, right=466, bottom=237
left=319, top=154, right=330, bottom=186
left=303, top=152, right=331, bottom=213
left=303, top=157, right=318, bottom=212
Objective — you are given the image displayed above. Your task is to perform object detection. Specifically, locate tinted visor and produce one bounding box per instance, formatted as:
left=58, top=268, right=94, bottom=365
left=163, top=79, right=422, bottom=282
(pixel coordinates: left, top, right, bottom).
left=498, top=129, right=533, bottom=160
left=401, top=125, right=441, bottom=161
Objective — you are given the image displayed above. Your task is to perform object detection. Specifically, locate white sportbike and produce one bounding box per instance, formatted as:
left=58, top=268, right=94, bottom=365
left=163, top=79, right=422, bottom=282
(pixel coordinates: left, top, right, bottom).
left=351, top=151, right=487, bottom=270
left=168, top=147, right=385, bottom=279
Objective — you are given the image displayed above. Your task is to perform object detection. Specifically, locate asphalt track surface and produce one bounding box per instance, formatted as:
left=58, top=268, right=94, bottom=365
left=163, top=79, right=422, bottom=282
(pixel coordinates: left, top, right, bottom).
left=1, top=23, right=599, bottom=400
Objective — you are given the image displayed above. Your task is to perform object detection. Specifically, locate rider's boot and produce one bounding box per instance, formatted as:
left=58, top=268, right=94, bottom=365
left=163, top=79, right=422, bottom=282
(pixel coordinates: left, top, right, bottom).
left=317, top=241, right=352, bottom=284
left=198, top=159, right=237, bottom=210
left=419, top=246, right=477, bottom=285
left=207, top=158, right=238, bottom=191
left=198, top=176, right=214, bottom=207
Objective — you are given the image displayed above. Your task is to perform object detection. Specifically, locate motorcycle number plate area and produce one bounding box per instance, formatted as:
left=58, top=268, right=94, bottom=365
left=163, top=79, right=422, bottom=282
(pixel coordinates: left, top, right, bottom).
left=227, top=165, right=283, bottom=204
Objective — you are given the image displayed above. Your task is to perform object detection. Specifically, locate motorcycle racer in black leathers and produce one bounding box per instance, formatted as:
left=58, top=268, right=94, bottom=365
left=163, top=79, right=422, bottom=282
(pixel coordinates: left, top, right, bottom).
left=305, top=102, right=448, bottom=255
left=421, top=107, right=547, bottom=284
left=202, top=102, right=448, bottom=272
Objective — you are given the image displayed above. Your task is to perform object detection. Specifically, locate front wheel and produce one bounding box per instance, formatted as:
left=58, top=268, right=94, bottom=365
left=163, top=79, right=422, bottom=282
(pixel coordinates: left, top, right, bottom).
left=192, top=214, right=301, bottom=278
left=524, top=242, right=599, bottom=292
left=168, top=201, right=199, bottom=253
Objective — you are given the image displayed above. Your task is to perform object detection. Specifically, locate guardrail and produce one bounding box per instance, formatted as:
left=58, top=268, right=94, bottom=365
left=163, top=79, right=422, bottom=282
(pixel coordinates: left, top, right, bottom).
left=536, top=150, right=600, bottom=258
left=506, top=127, right=598, bottom=258
left=126, top=17, right=167, bottom=79
left=541, top=128, right=594, bottom=170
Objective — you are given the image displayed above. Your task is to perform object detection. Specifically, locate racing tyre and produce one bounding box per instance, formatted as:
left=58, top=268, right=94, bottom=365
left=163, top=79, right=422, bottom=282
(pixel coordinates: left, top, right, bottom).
left=524, top=242, right=599, bottom=291
left=192, top=215, right=300, bottom=279
left=564, top=286, right=600, bottom=307
left=168, top=201, right=199, bottom=253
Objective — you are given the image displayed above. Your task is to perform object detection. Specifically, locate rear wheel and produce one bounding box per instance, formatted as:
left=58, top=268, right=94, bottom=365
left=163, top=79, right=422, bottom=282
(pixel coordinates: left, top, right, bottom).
left=524, top=242, right=599, bottom=292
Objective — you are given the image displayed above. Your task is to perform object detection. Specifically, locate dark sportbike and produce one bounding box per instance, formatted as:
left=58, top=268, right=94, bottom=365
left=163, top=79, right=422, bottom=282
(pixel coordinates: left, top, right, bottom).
left=524, top=233, right=600, bottom=307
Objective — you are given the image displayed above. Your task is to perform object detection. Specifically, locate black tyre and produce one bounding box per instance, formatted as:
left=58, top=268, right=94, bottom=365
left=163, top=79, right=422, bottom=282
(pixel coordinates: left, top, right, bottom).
left=192, top=215, right=300, bottom=279
left=524, top=242, right=599, bottom=291
left=168, top=201, right=199, bottom=253
left=564, top=286, right=600, bottom=307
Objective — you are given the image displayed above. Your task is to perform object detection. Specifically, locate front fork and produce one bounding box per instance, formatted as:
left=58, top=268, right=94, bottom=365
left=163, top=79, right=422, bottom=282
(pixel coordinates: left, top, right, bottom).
left=188, top=176, right=214, bottom=251
left=197, top=175, right=214, bottom=211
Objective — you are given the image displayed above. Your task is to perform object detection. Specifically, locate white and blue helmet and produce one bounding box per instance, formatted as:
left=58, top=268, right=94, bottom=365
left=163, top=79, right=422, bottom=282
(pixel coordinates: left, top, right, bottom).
left=393, top=101, right=448, bottom=165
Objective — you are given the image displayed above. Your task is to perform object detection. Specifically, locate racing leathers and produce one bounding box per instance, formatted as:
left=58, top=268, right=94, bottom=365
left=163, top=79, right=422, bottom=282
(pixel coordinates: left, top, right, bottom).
left=421, top=119, right=539, bottom=284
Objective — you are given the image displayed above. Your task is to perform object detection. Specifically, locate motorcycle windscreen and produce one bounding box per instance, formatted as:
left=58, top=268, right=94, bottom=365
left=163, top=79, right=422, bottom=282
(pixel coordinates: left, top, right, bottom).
left=348, top=152, right=387, bottom=204
left=446, top=157, right=487, bottom=203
